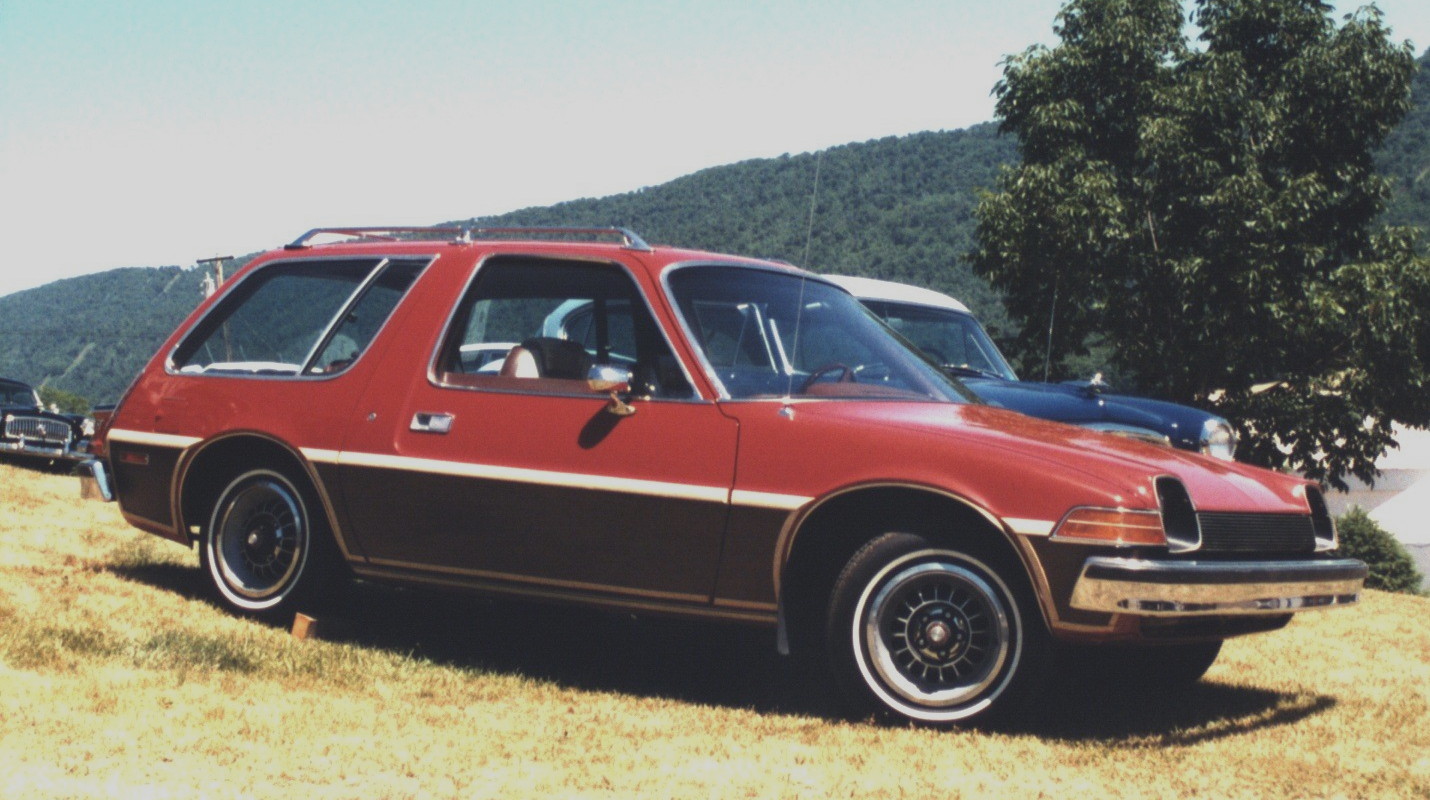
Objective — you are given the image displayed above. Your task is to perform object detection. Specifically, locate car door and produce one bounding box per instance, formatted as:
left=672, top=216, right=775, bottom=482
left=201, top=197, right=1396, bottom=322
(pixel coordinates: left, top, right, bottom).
left=337, top=255, right=739, bottom=605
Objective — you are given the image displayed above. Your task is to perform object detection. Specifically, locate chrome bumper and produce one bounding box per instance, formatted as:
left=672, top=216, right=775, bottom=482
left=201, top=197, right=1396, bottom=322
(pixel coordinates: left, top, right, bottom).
left=0, top=440, right=88, bottom=461
left=77, top=458, right=114, bottom=502
left=1069, top=556, right=1367, bottom=616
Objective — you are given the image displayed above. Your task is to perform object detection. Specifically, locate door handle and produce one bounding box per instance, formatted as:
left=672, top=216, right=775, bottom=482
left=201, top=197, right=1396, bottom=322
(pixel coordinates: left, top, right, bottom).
left=410, top=412, right=454, bottom=434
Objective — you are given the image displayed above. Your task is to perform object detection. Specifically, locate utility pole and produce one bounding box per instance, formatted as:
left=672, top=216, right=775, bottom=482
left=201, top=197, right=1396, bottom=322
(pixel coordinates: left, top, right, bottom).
left=197, top=255, right=233, bottom=299
left=197, top=255, right=234, bottom=361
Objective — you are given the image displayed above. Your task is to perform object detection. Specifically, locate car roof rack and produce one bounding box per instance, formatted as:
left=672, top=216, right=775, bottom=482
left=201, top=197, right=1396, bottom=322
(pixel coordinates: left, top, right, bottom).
left=285, top=226, right=652, bottom=252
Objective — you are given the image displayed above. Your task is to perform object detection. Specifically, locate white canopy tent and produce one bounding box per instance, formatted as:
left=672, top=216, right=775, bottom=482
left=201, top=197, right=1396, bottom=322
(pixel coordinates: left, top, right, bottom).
left=1363, top=426, right=1430, bottom=587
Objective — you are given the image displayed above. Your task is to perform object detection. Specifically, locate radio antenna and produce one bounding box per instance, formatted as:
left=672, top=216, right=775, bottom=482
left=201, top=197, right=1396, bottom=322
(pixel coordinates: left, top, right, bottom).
left=802, top=151, right=822, bottom=266
left=1043, top=275, right=1058, bottom=382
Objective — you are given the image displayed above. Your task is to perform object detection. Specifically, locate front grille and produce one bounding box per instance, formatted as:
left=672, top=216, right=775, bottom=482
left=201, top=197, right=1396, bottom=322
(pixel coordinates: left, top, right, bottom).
left=1196, top=512, right=1316, bottom=554
left=4, top=415, right=72, bottom=446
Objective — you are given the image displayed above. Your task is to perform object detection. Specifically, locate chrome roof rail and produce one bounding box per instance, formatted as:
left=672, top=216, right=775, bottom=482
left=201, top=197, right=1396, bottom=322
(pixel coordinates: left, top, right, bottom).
left=466, top=226, right=652, bottom=252
left=285, top=227, right=470, bottom=249
left=285, top=225, right=652, bottom=252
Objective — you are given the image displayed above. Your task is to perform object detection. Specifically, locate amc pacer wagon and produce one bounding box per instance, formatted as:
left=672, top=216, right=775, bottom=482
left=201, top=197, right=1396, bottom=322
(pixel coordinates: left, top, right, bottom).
left=79, top=226, right=1366, bottom=725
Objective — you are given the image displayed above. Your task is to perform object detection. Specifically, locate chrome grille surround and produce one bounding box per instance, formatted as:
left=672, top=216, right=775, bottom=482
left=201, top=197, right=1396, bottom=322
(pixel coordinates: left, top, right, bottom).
left=4, top=414, right=73, bottom=446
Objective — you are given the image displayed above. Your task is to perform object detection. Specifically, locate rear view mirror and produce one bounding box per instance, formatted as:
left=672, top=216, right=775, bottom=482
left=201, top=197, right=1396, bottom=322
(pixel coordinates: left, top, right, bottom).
left=587, top=364, right=636, bottom=416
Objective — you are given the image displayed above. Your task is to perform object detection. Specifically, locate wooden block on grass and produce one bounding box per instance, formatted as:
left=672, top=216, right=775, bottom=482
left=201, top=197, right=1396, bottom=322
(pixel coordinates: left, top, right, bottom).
left=292, top=612, right=319, bottom=640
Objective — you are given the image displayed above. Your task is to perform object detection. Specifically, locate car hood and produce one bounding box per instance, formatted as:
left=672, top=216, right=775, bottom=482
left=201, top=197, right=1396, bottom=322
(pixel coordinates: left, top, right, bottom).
left=961, top=376, right=1217, bottom=449
left=781, top=400, right=1307, bottom=515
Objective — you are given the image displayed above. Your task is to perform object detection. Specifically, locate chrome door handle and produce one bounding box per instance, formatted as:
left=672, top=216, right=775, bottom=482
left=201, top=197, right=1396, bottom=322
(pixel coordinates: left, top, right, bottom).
left=410, top=412, right=454, bottom=434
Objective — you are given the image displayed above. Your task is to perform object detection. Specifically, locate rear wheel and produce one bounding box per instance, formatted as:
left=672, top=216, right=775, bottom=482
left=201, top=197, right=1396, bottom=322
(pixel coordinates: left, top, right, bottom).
left=201, top=468, right=337, bottom=618
left=827, top=532, right=1044, bottom=725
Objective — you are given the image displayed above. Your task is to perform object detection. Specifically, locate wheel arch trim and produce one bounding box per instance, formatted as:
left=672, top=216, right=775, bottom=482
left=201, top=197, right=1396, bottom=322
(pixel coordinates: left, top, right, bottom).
left=772, top=481, right=1059, bottom=650
left=173, top=431, right=358, bottom=562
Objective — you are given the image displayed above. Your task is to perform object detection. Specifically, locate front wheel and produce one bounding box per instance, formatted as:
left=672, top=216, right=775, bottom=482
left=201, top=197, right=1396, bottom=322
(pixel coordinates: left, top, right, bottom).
left=827, top=532, right=1043, bottom=725
left=201, top=468, right=335, bottom=618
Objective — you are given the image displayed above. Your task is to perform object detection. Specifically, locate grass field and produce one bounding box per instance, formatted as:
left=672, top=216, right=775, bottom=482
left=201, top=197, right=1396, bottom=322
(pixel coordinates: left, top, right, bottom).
left=1, top=461, right=1427, bottom=799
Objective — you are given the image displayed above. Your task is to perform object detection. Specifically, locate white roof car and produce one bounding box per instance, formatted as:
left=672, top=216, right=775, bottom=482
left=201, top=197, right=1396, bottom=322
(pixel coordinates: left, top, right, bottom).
left=824, top=275, right=971, bottom=314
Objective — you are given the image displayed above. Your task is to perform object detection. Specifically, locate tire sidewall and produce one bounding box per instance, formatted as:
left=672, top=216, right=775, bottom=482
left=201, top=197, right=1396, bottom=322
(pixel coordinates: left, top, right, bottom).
left=830, top=532, right=1033, bottom=725
left=203, top=468, right=314, bottom=615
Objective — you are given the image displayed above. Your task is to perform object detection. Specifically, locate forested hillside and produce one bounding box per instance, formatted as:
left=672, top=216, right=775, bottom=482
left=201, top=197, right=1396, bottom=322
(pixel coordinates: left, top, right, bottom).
left=3, top=48, right=1427, bottom=407
left=0, top=268, right=210, bottom=403
left=449, top=125, right=1017, bottom=326
left=1379, top=49, right=1430, bottom=229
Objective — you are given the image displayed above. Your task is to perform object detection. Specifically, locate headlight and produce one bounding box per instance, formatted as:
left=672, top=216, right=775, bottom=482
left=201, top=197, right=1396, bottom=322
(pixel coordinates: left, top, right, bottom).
left=1200, top=418, right=1237, bottom=461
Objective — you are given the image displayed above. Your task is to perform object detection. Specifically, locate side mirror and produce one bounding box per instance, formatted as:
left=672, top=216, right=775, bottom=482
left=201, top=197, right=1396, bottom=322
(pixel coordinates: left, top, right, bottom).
left=587, top=364, right=637, bottom=416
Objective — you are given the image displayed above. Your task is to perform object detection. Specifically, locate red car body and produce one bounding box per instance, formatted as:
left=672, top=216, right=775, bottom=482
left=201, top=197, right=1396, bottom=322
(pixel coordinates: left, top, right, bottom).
left=80, top=227, right=1365, bottom=724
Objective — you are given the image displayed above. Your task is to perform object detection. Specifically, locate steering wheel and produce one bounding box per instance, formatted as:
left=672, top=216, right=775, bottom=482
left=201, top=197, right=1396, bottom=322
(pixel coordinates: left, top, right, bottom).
left=799, top=362, right=856, bottom=393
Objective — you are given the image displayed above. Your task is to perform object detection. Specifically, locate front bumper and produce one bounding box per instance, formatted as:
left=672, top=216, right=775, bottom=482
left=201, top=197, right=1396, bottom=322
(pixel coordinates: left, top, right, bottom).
left=0, top=439, right=89, bottom=462
left=77, top=458, right=114, bottom=502
left=1069, top=556, right=1366, bottom=616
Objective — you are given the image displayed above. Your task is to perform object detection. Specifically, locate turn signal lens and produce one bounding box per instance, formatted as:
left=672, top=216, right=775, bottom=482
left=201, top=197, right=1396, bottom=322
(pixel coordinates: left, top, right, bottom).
left=1054, top=508, right=1167, bottom=546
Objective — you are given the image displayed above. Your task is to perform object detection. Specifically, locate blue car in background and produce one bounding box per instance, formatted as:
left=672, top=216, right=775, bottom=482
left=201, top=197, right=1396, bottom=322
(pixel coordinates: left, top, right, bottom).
left=827, top=275, right=1238, bottom=460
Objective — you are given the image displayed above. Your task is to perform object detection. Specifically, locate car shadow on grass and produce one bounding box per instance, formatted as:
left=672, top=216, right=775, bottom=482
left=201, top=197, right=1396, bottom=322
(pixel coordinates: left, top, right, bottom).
left=0, top=454, right=81, bottom=474
left=108, top=564, right=1337, bottom=742
left=998, top=681, right=1337, bottom=745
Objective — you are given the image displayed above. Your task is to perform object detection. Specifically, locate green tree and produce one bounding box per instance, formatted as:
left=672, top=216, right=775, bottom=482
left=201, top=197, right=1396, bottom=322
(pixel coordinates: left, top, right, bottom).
left=973, top=0, right=1430, bottom=487
left=35, top=385, right=91, bottom=415
left=1334, top=507, right=1424, bottom=593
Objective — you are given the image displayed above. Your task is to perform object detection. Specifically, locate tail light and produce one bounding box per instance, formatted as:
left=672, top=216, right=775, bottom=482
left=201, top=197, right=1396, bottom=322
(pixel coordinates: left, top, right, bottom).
left=87, top=404, right=116, bottom=458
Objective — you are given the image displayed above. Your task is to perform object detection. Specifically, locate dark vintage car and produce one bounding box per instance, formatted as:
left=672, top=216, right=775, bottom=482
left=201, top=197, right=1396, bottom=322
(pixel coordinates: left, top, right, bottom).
left=79, top=226, right=1364, bottom=725
left=827, top=275, right=1238, bottom=459
left=1, top=377, right=92, bottom=463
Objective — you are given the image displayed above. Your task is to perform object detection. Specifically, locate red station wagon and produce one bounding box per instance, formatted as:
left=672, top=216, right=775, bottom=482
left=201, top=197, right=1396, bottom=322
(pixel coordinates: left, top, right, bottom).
left=79, top=226, right=1366, bottom=725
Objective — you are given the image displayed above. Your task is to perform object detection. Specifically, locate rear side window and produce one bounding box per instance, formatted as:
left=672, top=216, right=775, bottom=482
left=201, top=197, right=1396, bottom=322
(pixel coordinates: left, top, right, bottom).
left=171, top=257, right=426, bottom=376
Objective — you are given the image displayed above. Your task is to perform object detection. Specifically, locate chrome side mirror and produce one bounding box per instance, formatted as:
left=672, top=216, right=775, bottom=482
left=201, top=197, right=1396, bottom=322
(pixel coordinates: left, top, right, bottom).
left=587, top=364, right=637, bottom=416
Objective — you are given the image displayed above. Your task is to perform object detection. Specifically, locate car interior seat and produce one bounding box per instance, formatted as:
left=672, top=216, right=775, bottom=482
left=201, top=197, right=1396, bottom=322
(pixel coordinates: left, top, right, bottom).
left=500, top=337, right=593, bottom=380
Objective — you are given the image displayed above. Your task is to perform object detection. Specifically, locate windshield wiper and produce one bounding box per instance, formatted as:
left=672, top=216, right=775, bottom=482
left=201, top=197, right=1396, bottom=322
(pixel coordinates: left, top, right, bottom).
left=943, top=365, right=1004, bottom=380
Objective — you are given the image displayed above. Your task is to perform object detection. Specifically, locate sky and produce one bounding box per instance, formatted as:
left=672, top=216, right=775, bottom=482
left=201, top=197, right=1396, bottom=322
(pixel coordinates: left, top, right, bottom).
left=3, top=1, right=1429, bottom=299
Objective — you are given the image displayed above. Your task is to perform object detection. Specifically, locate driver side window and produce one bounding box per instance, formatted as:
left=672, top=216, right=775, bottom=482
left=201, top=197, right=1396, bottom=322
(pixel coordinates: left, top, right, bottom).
left=437, top=257, right=693, bottom=399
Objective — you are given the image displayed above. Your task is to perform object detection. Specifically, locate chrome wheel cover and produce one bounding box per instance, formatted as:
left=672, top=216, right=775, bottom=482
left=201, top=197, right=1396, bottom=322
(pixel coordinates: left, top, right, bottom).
left=209, top=473, right=308, bottom=606
left=854, top=551, right=1017, bottom=720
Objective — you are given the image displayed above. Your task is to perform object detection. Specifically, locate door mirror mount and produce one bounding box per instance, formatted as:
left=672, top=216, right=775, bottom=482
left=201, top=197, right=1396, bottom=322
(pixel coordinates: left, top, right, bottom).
left=587, top=364, right=637, bottom=416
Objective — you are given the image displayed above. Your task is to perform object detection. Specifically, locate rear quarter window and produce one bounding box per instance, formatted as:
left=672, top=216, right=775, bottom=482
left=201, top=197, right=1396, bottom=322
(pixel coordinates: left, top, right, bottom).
left=171, top=257, right=426, bottom=377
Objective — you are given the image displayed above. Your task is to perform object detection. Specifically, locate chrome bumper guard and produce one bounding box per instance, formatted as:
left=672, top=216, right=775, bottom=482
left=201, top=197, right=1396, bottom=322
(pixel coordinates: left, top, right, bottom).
left=1069, top=556, right=1367, bottom=616
left=77, top=458, right=114, bottom=502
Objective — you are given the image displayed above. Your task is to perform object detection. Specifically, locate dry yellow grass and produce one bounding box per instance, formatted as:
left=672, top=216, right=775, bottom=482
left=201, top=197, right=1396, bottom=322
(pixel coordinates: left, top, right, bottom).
left=1, top=460, right=1427, bottom=799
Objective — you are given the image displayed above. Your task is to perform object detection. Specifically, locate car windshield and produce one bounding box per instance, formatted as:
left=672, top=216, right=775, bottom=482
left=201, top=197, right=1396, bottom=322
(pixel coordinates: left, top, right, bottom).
left=860, top=300, right=1019, bottom=381
left=0, top=385, right=37, bottom=406
left=667, top=266, right=976, bottom=402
